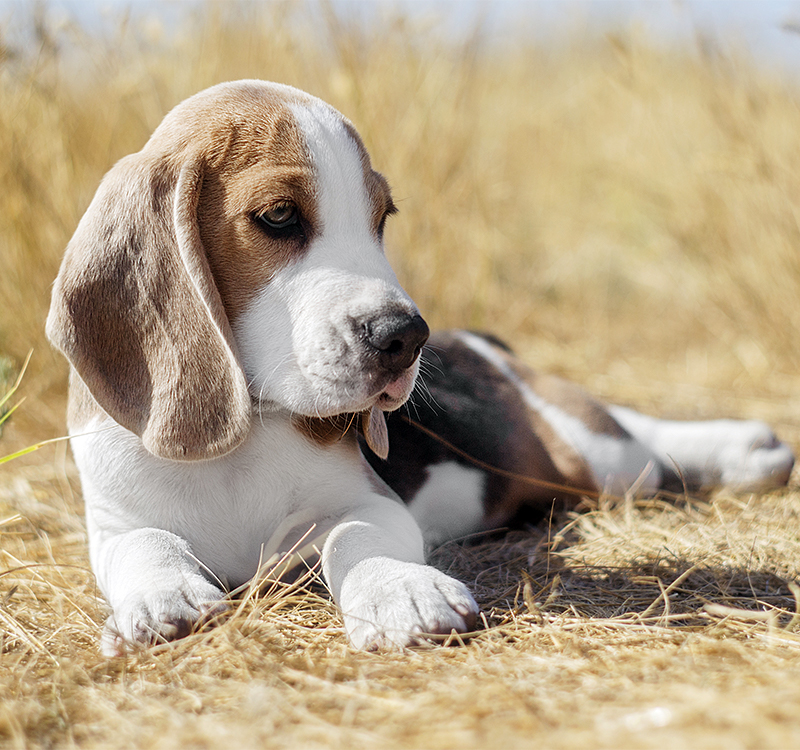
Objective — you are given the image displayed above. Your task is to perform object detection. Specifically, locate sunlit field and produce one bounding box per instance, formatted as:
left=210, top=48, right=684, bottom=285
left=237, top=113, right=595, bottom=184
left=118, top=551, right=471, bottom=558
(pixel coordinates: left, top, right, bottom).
left=3, top=3, right=800, bottom=748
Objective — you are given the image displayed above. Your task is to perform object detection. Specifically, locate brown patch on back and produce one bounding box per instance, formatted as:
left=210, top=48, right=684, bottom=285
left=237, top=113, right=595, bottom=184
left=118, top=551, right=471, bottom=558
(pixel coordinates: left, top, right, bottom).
left=527, top=372, right=628, bottom=438
left=452, top=334, right=602, bottom=491
left=465, top=337, right=631, bottom=519
left=489, top=342, right=628, bottom=439
left=506, top=409, right=598, bottom=498
left=432, top=332, right=605, bottom=524
left=477, top=381, right=599, bottom=528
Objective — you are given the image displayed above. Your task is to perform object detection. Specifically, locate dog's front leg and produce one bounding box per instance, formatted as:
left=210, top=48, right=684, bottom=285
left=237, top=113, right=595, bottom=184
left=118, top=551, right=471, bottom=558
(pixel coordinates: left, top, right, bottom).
left=322, top=495, right=478, bottom=650
left=91, top=527, right=227, bottom=657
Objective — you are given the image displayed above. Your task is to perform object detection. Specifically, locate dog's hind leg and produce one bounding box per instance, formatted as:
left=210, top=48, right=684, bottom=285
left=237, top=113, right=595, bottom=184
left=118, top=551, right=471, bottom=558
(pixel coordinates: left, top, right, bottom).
left=607, top=405, right=795, bottom=493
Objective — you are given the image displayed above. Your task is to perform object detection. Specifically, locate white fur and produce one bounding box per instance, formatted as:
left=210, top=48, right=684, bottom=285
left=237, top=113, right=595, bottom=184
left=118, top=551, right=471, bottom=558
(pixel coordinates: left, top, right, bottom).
left=73, top=409, right=478, bottom=653
left=68, top=83, right=477, bottom=654
left=408, top=461, right=488, bottom=548
left=609, top=405, right=795, bottom=492
left=456, top=331, right=663, bottom=495
left=59, top=81, right=793, bottom=657
left=234, top=100, right=419, bottom=417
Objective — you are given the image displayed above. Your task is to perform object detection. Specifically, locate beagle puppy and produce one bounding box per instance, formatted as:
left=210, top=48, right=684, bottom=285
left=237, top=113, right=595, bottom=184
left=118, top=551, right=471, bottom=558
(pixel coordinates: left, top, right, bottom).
left=47, top=80, right=794, bottom=655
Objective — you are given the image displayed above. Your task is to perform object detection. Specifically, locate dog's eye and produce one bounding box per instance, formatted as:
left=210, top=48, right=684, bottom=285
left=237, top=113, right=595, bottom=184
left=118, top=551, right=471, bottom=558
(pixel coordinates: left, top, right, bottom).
left=256, top=203, right=299, bottom=230
left=262, top=204, right=297, bottom=228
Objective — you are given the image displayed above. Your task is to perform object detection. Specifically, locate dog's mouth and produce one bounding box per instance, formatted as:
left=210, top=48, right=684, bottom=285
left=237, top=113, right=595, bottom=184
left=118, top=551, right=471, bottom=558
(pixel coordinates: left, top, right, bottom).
left=359, top=309, right=427, bottom=413
left=360, top=363, right=419, bottom=460
left=372, top=367, right=417, bottom=411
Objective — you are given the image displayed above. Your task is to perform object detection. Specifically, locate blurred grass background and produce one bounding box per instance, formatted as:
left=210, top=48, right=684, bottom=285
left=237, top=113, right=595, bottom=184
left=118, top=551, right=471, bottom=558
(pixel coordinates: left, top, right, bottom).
left=2, top=0, right=800, bottom=450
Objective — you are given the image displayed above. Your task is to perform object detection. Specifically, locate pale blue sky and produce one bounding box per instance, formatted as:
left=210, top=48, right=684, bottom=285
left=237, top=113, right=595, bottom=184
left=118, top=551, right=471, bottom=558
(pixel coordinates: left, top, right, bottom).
left=5, top=1, right=800, bottom=71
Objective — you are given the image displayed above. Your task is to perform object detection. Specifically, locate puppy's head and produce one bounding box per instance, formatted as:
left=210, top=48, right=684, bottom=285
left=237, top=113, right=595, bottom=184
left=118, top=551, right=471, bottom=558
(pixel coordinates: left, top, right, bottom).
left=46, top=80, right=427, bottom=460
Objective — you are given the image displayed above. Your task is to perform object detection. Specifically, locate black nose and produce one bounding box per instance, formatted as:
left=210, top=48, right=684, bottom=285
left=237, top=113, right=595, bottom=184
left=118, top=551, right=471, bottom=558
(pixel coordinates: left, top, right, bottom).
left=364, top=313, right=430, bottom=372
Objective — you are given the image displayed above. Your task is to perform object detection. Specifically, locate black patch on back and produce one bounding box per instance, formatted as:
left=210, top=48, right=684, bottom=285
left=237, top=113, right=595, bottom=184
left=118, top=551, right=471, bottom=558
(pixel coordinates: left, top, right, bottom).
left=359, top=331, right=566, bottom=524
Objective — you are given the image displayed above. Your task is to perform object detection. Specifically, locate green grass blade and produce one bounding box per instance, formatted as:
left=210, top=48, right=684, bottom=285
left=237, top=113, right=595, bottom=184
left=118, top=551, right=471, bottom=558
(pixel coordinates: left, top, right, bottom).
left=0, top=435, right=70, bottom=466
left=0, top=350, right=33, bottom=413
left=0, top=397, right=25, bottom=428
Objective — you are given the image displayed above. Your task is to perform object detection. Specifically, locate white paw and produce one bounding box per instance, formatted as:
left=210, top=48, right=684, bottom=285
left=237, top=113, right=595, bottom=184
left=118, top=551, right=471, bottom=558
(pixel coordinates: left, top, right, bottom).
left=337, top=558, right=479, bottom=650
left=716, top=421, right=795, bottom=492
left=102, top=576, right=228, bottom=656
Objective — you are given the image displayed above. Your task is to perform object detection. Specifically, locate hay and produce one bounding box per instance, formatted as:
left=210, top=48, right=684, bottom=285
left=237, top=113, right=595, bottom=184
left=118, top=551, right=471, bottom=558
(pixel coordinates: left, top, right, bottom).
left=4, top=454, right=800, bottom=749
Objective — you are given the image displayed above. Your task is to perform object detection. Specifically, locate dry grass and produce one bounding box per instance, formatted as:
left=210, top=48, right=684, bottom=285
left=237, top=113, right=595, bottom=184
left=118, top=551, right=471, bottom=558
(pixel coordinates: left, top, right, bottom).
left=4, top=2, right=800, bottom=748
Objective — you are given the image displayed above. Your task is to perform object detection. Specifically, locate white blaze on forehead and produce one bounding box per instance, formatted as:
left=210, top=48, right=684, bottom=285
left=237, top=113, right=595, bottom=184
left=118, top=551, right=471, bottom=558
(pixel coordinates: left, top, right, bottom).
left=232, top=98, right=420, bottom=416
left=289, top=101, right=394, bottom=279
left=291, top=102, right=372, bottom=233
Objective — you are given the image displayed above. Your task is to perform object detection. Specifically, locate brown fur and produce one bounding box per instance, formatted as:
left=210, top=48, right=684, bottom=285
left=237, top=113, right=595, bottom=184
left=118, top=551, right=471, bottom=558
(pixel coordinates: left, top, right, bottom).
left=490, top=341, right=628, bottom=440
left=471, top=364, right=598, bottom=524
left=291, top=413, right=359, bottom=447
left=189, top=87, right=321, bottom=322
left=47, top=148, right=252, bottom=461
left=45, top=83, right=338, bottom=461
left=476, top=339, right=618, bottom=511
left=525, top=372, right=628, bottom=438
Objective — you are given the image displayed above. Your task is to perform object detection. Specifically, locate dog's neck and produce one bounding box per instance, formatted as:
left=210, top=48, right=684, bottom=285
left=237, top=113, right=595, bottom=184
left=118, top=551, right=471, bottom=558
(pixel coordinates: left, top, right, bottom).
left=290, top=412, right=361, bottom=448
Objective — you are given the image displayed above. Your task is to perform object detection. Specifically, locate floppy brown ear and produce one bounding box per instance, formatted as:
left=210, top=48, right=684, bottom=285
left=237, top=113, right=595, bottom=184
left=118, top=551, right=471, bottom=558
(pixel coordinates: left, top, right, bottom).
left=46, top=151, right=251, bottom=460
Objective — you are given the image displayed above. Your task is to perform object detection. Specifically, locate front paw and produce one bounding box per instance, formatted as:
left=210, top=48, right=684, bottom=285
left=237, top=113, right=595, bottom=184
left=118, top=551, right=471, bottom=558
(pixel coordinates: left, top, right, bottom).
left=338, top=559, right=479, bottom=650
left=102, top=577, right=228, bottom=656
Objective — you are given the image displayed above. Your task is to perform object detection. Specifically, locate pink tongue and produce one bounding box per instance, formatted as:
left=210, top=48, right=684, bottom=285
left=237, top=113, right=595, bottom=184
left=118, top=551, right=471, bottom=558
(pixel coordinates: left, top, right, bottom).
left=363, top=405, right=389, bottom=459
left=382, top=373, right=409, bottom=401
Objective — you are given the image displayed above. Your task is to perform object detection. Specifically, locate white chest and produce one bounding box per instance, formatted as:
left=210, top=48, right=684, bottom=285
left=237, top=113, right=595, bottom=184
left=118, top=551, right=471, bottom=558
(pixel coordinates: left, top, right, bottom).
left=71, top=414, right=371, bottom=587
